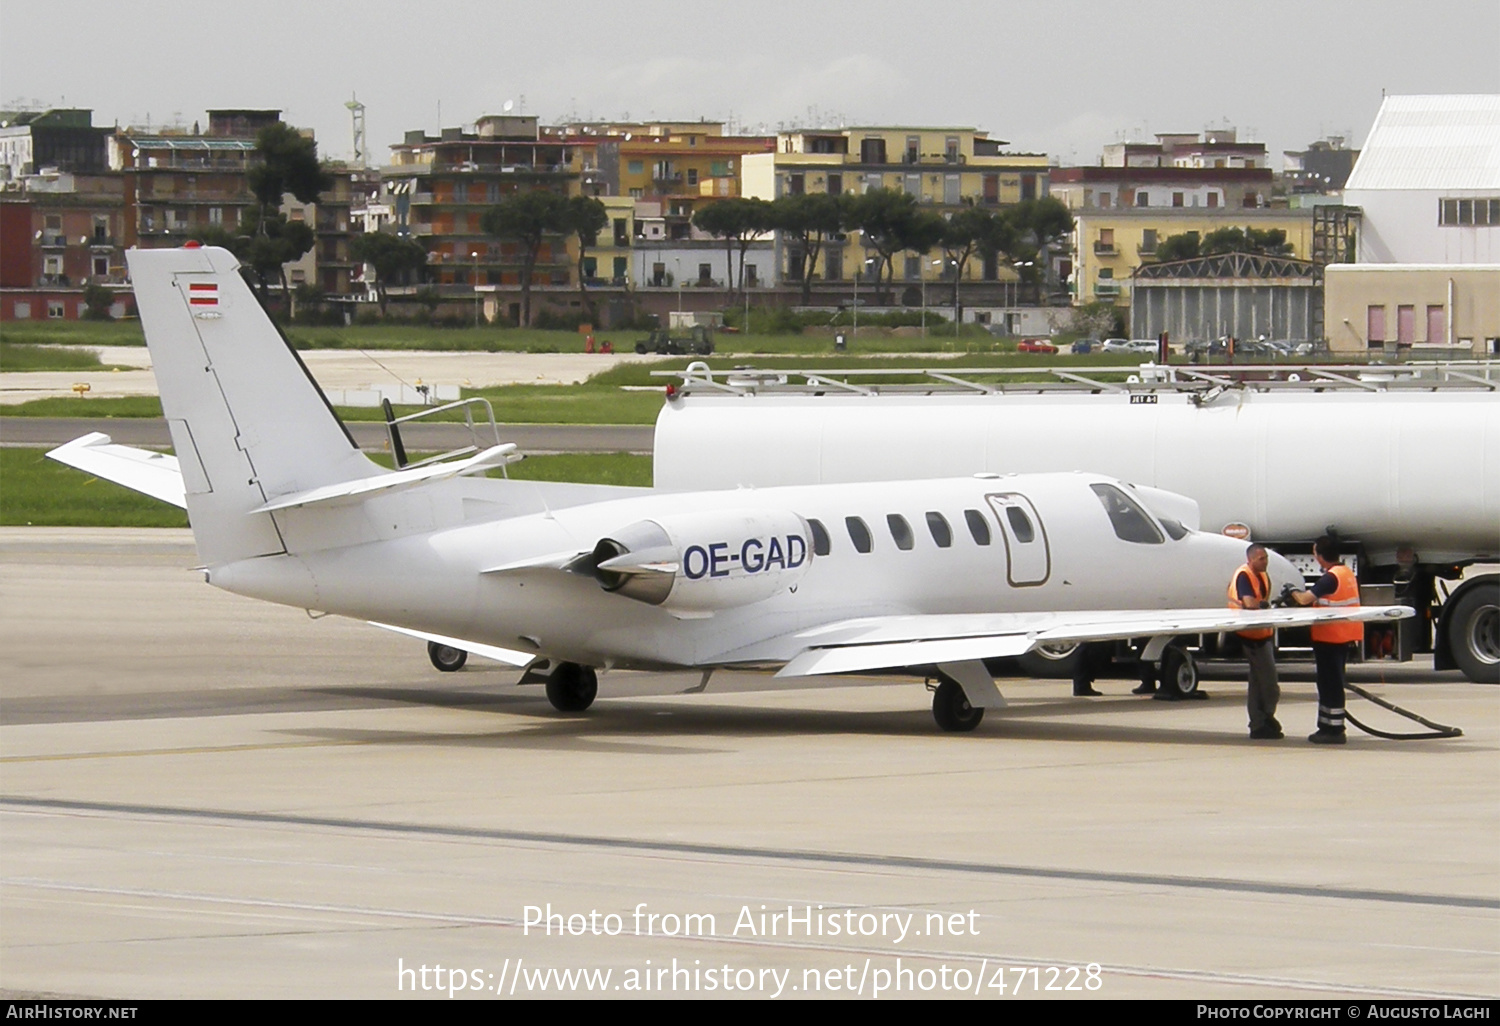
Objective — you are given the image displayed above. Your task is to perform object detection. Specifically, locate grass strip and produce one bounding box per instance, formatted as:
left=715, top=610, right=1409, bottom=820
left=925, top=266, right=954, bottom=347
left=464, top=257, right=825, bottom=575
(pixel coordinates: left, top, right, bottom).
left=2, top=448, right=651, bottom=527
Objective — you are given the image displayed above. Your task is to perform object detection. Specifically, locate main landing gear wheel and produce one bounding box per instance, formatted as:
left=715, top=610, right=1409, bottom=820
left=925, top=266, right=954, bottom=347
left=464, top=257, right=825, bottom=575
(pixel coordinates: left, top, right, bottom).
left=546, top=662, right=599, bottom=713
left=1448, top=584, right=1500, bottom=684
left=427, top=641, right=467, bottom=672
left=1158, top=645, right=1199, bottom=699
left=932, top=676, right=984, bottom=733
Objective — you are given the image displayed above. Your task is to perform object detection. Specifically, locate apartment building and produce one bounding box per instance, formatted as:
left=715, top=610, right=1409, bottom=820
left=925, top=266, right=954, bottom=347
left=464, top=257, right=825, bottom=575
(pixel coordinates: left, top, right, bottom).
left=742, top=125, right=1050, bottom=290
left=1070, top=208, right=1314, bottom=305
left=383, top=114, right=584, bottom=288
left=0, top=110, right=128, bottom=320
left=109, top=109, right=277, bottom=249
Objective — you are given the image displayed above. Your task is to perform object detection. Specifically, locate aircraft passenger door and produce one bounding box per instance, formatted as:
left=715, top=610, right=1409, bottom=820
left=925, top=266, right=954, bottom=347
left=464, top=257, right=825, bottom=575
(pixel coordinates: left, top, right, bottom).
left=986, top=493, right=1050, bottom=587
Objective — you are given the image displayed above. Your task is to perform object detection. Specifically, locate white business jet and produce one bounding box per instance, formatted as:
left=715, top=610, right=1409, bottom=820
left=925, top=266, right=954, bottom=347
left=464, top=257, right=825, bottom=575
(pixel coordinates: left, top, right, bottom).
left=48, top=246, right=1409, bottom=731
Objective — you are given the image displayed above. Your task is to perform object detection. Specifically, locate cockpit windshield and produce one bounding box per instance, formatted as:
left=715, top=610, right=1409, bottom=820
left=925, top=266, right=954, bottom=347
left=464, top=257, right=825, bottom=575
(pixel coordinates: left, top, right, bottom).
left=1089, top=483, right=1165, bottom=544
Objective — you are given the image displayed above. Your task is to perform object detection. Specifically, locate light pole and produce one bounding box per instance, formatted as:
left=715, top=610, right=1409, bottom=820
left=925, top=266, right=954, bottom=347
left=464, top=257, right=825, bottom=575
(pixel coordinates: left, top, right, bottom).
left=852, top=254, right=874, bottom=338
left=470, top=251, right=480, bottom=327
left=947, top=256, right=960, bottom=331
left=922, top=257, right=944, bottom=338
left=674, top=257, right=682, bottom=317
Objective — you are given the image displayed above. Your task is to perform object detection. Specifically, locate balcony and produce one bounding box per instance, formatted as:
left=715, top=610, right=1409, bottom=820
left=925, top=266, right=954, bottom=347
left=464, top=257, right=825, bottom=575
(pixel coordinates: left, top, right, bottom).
left=1094, top=282, right=1122, bottom=297
left=412, top=191, right=435, bottom=205
left=40, top=233, right=67, bottom=248
left=1093, top=241, right=1117, bottom=255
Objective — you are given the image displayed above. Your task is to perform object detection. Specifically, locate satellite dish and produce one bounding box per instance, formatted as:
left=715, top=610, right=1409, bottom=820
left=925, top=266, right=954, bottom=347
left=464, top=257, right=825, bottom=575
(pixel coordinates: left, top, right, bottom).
left=503, top=100, right=515, bottom=113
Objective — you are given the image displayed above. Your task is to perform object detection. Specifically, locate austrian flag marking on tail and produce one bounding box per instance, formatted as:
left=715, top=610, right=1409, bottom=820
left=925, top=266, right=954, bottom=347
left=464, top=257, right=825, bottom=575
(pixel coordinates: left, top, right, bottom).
left=188, top=282, right=219, bottom=307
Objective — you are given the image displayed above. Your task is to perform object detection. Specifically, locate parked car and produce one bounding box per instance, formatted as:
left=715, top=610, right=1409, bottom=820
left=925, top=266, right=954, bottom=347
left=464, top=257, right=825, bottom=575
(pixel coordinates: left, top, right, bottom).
left=1099, top=338, right=1132, bottom=353
left=1071, top=339, right=1098, bottom=355
left=1016, top=338, right=1058, bottom=354
left=1125, top=339, right=1161, bottom=354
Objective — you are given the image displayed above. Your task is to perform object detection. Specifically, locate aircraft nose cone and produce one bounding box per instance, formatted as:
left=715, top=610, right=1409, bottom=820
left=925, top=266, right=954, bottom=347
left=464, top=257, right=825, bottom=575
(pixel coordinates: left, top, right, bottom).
left=1266, top=549, right=1303, bottom=603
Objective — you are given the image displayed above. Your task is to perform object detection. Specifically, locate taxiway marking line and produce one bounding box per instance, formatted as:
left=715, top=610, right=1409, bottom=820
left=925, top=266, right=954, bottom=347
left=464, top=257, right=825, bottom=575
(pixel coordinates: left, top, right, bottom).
left=3, top=796, right=1495, bottom=912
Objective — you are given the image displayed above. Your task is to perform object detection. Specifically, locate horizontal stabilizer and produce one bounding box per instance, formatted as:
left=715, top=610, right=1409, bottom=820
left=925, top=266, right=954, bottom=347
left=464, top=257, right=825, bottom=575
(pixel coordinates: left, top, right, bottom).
left=777, top=605, right=1414, bottom=678
left=45, top=433, right=187, bottom=509
left=250, top=443, right=518, bottom=513
left=367, top=622, right=535, bottom=666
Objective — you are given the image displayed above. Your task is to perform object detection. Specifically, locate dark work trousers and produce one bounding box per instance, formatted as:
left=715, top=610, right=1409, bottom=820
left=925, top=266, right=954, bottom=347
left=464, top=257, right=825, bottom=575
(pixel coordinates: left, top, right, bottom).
left=1242, top=637, right=1280, bottom=731
left=1311, top=641, right=1349, bottom=734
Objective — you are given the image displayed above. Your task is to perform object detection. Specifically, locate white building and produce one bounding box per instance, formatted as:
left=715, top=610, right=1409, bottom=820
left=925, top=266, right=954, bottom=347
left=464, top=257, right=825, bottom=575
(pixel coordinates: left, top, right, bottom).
left=1344, top=95, right=1500, bottom=264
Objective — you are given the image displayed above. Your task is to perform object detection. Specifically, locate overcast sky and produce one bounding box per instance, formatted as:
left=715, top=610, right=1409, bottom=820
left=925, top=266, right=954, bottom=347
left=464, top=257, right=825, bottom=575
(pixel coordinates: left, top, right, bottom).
left=3, top=0, right=1497, bottom=167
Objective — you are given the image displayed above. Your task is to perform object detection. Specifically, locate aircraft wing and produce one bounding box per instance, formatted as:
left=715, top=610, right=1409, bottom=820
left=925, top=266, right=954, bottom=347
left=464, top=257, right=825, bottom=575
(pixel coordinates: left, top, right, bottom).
left=774, top=605, right=1413, bottom=678
left=367, top=622, right=536, bottom=667
left=45, top=433, right=187, bottom=509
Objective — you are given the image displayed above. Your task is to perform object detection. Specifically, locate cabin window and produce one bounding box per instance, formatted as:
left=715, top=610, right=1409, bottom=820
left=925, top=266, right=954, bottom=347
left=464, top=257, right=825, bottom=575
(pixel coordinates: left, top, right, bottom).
left=963, top=509, right=991, bottom=545
left=1004, top=506, right=1035, bottom=543
left=845, top=516, right=873, bottom=554
left=886, top=514, right=914, bottom=550
left=1089, top=484, right=1164, bottom=544
left=1160, top=517, right=1189, bottom=540
left=808, top=518, right=831, bottom=556
left=925, top=511, right=952, bottom=548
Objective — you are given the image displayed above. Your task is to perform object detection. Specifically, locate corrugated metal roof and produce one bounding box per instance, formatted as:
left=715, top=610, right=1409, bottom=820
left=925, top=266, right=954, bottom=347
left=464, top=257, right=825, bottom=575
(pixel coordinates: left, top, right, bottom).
left=1344, top=95, right=1500, bottom=191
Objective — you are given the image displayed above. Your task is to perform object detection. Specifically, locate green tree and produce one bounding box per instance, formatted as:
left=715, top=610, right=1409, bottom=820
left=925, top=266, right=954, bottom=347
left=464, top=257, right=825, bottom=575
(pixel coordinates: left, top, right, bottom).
left=236, top=207, right=315, bottom=302
left=562, top=195, right=609, bottom=318
left=247, top=122, right=334, bottom=229
left=844, top=189, right=929, bottom=303
left=939, top=206, right=1016, bottom=316
left=1004, top=197, right=1073, bottom=296
left=481, top=190, right=567, bottom=327
left=187, top=214, right=312, bottom=303
left=1156, top=226, right=1293, bottom=262
left=773, top=192, right=845, bottom=305
left=82, top=282, right=114, bottom=320
left=692, top=198, right=775, bottom=298
left=350, top=232, right=429, bottom=315
left=1156, top=231, right=1201, bottom=262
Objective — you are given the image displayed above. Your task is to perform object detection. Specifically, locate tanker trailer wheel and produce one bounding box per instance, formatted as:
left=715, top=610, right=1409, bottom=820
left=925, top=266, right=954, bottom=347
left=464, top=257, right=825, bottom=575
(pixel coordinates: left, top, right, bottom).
left=546, top=662, right=599, bottom=713
left=1448, top=584, right=1500, bottom=684
left=931, top=675, right=984, bottom=733
left=1158, top=645, right=1199, bottom=698
left=1015, top=642, right=1082, bottom=679
left=427, top=641, right=468, bottom=672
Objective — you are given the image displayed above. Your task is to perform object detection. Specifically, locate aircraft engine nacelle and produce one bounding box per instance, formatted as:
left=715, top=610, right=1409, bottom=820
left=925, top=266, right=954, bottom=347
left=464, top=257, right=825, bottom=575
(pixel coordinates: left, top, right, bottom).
left=589, top=509, right=813, bottom=613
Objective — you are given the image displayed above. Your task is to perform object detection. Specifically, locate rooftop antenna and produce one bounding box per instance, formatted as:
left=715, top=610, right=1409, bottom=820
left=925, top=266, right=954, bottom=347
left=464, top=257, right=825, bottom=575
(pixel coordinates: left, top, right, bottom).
left=345, top=94, right=367, bottom=166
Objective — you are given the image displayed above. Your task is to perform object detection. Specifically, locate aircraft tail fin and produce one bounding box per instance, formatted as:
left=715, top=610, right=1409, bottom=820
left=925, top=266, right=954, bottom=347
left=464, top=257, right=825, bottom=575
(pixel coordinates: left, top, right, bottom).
left=126, top=245, right=378, bottom=565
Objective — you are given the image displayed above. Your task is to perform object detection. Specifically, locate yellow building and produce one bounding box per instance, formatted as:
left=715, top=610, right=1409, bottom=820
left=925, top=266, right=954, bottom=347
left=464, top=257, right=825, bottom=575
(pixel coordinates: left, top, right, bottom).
left=548, top=121, right=774, bottom=236
left=1071, top=208, right=1315, bottom=306
left=742, top=126, right=1049, bottom=286
left=584, top=195, right=636, bottom=286
left=1324, top=264, right=1500, bottom=355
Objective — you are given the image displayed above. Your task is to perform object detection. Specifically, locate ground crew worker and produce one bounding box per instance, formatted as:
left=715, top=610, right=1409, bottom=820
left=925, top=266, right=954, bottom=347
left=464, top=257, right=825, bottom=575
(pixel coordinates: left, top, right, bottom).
left=1290, top=535, right=1362, bottom=745
left=1230, top=543, right=1282, bottom=739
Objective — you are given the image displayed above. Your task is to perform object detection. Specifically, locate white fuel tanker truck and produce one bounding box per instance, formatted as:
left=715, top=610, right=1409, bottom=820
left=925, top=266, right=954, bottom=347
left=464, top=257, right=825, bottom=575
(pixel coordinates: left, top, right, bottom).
left=652, top=361, right=1499, bottom=683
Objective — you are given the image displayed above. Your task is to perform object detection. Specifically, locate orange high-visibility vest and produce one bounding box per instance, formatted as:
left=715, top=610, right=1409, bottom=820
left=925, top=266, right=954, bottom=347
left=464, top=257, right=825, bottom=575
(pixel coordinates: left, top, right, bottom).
left=1310, top=563, right=1363, bottom=645
left=1228, top=565, right=1273, bottom=641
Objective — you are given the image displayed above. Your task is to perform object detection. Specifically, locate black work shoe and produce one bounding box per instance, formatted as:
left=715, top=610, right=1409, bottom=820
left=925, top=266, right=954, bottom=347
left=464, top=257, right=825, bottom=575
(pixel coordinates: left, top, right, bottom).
left=1131, top=681, right=1157, bottom=695
left=1249, top=726, right=1285, bottom=740
left=1073, top=686, right=1103, bottom=697
left=1308, top=730, right=1347, bottom=745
